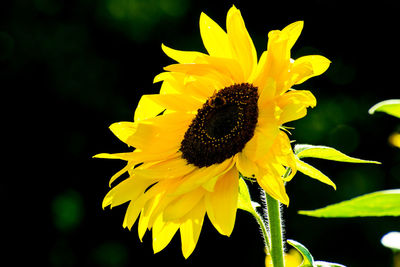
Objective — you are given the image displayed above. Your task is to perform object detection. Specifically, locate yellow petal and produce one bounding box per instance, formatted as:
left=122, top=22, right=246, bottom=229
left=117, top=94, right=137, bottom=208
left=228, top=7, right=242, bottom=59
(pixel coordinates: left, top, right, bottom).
left=111, top=119, right=175, bottom=151
left=103, top=175, right=155, bottom=209
left=256, top=167, right=289, bottom=205
left=95, top=151, right=179, bottom=185
left=140, top=94, right=202, bottom=113
left=123, top=197, right=146, bottom=231
left=134, top=95, right=165, bottom=122
left=93, top=152, right=137, bottom=161
left=163, top=187, right=205, bottom=220
left=152, top=215, right=180, bottom=254
left=250, top=50, right=268, bottom=89
left=161, top=43, right=206, bottom=64
left=164, top=63, right=232, bottom=86
left=133, top=155, right=196, bottom=180
left=122, top=181, right=164, bottom=230
left=111, top=121, right=151, bottom=148
left=267, top=30, right=290, bottom=58
left=155, top=72, right=191, bottom=96
left=258, top=99, right=281, bottom=127
left=205, top=167, right=238, bottom=236
left=109, top=121, right=137, bottom=145
left=154, top=72, right=185, bottom=94
left=183, top=76, right=221, bottom=100
left=277, top=90, right=316, bottom=124
left=266, top=30, right=290, bottom=77
left=108, top=161, right=135, bottom=187
left=126, top=150, right=178, bottom=166
left=153, top=71, right=172, bottom=84
left=257, top=77, right=277, bottom=108
left=145, top=180, right=182, bottom=229
left=194, top=55, right=245, bottom=83
left=292, top=55, right=331, bottom=84
left=199, top=12, right=232, bottom=58
left=173, top=157, right=235, bottom=195
left=138, top=193, right=161, bottom=241
left=295, top=157, right=336, bottom=189
left=236, top=151, right=259, bottom=178
left=252, top=29, right=291, bottom=96
left=271, top=132, right=297, bottom=181
left=180, top=200, right=206, bottom=259
left=243, top=127, right=280, bottom=163
left=118, top=112, right=192, bottom=152
left=201, top=174, right=220, bottom=192
left=281, top=21, right=304, bottom=50
left=226, top=5, right=257, bottom=79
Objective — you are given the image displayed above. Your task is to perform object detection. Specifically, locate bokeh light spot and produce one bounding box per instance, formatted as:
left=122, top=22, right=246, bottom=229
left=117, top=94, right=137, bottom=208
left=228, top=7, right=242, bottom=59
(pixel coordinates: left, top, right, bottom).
left=93, top=242, right=128, bottom=267
left=52, top=190, right=84, bottom=231
left=100, top=0, right=190, bottom=42
left=159, top=0, right=189, bottom=17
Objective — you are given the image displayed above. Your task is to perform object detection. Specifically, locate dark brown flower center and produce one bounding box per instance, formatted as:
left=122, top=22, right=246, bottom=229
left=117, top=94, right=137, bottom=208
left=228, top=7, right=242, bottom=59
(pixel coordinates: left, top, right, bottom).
left=180, top=83, right=259, bottom=168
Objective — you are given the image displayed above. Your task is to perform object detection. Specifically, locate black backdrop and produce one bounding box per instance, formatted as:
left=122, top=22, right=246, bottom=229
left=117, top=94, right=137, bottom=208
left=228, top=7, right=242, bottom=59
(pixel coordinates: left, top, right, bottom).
left=2, top=0, right=399, bottom=266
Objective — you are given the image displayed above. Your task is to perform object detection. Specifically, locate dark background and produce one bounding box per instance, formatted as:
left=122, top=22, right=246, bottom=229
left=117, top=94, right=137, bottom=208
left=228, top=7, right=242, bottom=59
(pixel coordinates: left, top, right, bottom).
left=2, top=0, right=399, bottom=266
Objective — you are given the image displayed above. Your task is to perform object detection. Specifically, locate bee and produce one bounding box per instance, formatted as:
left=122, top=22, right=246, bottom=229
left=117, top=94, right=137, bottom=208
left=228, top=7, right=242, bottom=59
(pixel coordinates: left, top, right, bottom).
left=207, top=94, right=227, bottom=108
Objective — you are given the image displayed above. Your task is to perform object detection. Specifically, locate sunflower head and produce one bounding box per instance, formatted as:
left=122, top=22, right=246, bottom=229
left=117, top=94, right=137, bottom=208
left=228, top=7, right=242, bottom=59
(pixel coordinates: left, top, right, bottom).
left=95, top=5, right=330, bottom=258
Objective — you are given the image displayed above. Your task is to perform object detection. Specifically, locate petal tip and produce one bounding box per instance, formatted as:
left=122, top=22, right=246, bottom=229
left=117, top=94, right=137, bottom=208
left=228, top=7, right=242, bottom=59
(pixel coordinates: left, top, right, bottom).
left=199, top=11, right=209, bottom=24
left=229, top=4, right=239, bottom=12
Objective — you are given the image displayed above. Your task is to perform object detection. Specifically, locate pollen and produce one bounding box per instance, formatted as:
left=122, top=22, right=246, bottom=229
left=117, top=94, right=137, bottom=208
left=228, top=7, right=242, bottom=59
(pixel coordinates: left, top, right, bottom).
left=180, top=83, right=259, bottom=167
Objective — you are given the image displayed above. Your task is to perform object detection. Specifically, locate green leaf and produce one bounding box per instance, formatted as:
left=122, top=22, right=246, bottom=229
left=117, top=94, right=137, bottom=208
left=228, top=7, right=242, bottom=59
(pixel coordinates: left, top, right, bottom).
left=314, top=261, right=346, bottom=267
left=294, top=144, right=380, bottom=164
left=287, top=239, right=314, bottom=267
left=299, top=189, right=400, bottom=217
left=237, top=176, right=259, bottom=215
left=369, top=99, right=400, bottom=118
left=287, top=239, right=346, bottom=267
left=381, top=232, right=400, bottom=252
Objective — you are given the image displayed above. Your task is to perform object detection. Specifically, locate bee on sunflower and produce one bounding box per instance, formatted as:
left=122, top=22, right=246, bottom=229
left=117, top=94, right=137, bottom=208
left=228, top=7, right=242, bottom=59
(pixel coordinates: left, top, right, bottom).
left=95, top=5, right=330, bottom=259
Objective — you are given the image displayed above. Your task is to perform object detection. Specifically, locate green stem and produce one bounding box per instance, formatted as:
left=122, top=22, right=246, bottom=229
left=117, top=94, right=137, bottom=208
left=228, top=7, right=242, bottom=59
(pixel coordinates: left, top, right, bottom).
left=264, top=167, right=291, bottom=267
left=265, top=193, right=284, bottom=267
left=252, top=209, right=271, bottom=252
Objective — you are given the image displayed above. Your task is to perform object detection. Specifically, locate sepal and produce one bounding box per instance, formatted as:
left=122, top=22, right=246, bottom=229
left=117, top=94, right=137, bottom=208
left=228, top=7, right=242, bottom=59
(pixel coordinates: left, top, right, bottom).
left=237, top=175, right=260, bottom=215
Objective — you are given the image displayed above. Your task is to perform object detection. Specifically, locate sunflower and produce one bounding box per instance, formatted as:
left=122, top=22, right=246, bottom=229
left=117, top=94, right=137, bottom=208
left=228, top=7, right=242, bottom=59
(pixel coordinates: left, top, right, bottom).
left=95, top=5, right=330, bottom=258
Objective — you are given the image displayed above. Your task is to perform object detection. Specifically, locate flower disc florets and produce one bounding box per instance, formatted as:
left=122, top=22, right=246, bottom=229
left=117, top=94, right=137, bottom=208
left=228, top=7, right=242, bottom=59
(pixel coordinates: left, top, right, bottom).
left=180, top=83, right=259, bottom=167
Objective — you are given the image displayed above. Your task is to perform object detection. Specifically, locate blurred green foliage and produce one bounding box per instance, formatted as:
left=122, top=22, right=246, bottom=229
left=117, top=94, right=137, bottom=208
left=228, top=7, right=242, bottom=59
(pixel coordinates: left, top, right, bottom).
left=98, top=0, right=190, bottom=42
left=0, top=32, right=14, bottom=60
